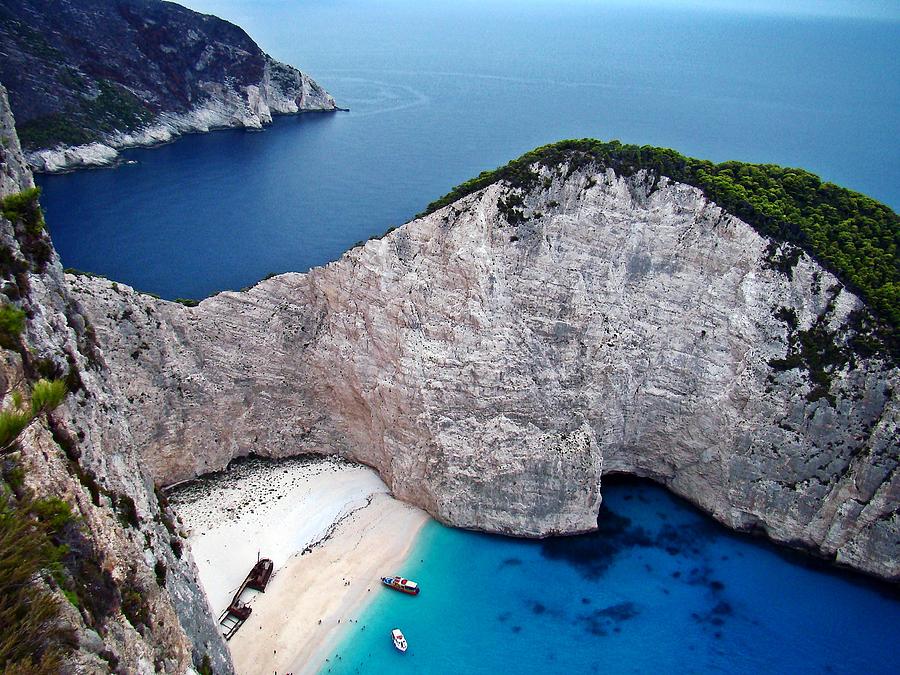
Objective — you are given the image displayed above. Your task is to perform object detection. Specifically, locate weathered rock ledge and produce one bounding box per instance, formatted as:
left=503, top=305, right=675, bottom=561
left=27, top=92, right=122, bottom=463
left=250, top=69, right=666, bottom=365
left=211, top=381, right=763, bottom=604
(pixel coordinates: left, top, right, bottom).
left=69, top=165, right=899, bottom=581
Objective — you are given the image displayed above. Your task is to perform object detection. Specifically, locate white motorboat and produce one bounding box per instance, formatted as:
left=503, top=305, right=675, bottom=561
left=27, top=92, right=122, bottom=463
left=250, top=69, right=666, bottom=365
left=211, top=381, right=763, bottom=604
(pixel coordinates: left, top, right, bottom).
left=391, top=628, right=408, bottom=652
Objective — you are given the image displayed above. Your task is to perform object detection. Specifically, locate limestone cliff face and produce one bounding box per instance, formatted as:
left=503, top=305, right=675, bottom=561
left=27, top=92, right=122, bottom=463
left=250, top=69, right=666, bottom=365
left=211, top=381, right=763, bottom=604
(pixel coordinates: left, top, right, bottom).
left=0, top=84, right=233, bottom=673
left=69, top=165, right=899, bottom=581
left=0, top=0, right=336, bottom=172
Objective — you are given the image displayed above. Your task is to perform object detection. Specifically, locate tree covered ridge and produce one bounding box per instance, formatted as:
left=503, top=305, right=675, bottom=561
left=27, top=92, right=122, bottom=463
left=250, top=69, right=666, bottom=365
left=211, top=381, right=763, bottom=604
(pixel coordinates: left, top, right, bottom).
left=421, top=139, right=899, bottom=333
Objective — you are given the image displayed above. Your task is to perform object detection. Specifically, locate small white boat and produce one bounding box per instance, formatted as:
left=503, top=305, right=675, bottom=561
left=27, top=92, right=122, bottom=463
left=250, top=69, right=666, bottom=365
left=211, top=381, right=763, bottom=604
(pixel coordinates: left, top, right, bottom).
left=391, top=628, right=408, bottom=653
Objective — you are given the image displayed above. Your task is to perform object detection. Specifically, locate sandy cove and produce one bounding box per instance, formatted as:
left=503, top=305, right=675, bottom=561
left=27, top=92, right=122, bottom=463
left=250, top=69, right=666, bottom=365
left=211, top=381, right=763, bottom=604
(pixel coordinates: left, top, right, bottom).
left=168, top=456, right=429, bottom=675
left=232, top=494, right=428, bottom=674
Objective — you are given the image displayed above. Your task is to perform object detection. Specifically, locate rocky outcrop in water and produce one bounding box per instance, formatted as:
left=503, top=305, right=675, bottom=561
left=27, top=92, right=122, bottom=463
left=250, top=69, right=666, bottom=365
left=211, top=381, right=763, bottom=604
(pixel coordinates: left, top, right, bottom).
left=0, top=0, right=336, bottom=172
left=0, top=83, right=233, bottom=673
left=68, top=161, right=899, bottom=581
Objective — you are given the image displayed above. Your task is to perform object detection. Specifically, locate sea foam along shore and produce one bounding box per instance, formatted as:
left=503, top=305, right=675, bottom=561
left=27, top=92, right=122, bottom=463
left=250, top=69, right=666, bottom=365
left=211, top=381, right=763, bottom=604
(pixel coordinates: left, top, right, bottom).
left=168, top=455, right=429, bottom=675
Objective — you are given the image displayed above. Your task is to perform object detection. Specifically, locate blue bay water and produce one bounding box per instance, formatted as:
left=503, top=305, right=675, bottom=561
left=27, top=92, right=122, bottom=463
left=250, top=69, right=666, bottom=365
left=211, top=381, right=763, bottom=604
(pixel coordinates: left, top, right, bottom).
left=35, top=1, right=899, bottom=299
left=324, top=480, right=898, bottom=675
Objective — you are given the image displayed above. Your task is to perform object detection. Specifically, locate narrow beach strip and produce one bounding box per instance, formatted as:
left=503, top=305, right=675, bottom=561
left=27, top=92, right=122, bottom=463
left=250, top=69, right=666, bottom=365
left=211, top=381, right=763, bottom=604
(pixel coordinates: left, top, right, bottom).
left=234, top=494, right=428, bottom=675
left=168, top=456, right=429, bottom=674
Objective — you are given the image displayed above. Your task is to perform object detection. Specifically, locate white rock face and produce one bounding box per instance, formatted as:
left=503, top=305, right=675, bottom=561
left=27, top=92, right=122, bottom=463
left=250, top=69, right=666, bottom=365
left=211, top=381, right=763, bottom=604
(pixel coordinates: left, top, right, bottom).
left=0, top=84, right=32, bottom=194
left=26, top=57, right=336, bottom=173
left=0, top=83, right=234, bottom=674
left=69, top=167, right=899, bottom=580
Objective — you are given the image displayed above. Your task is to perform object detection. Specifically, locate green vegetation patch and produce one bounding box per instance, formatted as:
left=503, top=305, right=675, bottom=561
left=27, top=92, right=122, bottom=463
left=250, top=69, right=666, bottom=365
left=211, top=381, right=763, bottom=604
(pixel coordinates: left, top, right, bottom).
left=18, top=114, right=99, bottom=150
left=421, top=139, right=900, bottom=332
left=0, top=303, right=26, bottom=350
left=0, top=188, right=52, bottom=271
left=0, top=379, right=68, bottom=451
left=18, top=80, right=155, bottom=150
left=1, top=187, right=45, bottom=234
left=0, top=12, right=64, bottom=62
left=0, top=490, right=77, bottom=673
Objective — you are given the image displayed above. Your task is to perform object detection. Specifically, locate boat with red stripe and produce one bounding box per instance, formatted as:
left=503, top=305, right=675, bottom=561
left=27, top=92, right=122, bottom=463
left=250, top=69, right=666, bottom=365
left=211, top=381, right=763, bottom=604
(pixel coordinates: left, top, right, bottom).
left=381, top=575, right=420, bottom=595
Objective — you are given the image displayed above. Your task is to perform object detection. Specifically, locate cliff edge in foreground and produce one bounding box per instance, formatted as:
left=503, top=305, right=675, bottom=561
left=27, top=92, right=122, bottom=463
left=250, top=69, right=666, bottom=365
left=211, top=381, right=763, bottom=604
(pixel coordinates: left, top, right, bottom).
left=0, top=0, right=336, bottom=172
left=0, top=82, right=233, bottom=673
left=70, top=143, right=899, bottom=582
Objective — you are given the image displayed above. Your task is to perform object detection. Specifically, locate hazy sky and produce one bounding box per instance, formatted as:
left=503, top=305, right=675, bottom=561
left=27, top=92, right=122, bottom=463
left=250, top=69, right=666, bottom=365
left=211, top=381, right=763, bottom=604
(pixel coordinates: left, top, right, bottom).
left=620, top=0, right=900, bottom=20
left=183, top=0, right=900, bottom=22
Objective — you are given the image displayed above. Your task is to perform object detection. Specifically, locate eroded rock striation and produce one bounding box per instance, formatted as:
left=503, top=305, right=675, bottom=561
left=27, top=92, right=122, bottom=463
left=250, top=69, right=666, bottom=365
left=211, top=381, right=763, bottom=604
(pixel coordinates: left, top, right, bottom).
left=0, top=83, right=233, bottom=672
left=68, top=160, right=899, bottom=581
left=0, top=0, right=336, bottom=172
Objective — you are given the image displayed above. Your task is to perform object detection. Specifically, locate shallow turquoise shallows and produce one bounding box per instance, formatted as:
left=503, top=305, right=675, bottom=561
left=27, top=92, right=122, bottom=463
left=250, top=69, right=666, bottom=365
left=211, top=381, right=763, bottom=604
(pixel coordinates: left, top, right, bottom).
left=322, top=480, right=898, bottom=675
left=36, top=1, right=899, bottom=300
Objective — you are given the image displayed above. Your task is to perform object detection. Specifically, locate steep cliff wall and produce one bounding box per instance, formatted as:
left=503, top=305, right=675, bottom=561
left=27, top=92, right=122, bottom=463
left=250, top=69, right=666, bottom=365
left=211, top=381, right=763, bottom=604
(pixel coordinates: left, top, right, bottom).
left=0, top=84, right=233, bottom=673
left=69, top=163, right=899, bottom=581
left=0, top=0, right=336, bottom=172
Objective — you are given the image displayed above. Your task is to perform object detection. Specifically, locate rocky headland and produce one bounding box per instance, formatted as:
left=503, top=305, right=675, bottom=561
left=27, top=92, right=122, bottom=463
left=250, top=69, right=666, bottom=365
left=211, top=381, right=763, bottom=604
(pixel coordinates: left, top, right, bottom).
left=67, top=144, right=899, bottom=582
left=0, top=0, right=336, bottom=172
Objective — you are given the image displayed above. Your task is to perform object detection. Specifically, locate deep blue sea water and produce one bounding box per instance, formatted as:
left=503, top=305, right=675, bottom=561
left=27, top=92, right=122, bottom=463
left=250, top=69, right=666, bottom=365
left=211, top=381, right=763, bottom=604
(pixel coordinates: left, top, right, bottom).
left=324, top=479, right=899, bottom=675
left=35, top=1, right=899, bottom=299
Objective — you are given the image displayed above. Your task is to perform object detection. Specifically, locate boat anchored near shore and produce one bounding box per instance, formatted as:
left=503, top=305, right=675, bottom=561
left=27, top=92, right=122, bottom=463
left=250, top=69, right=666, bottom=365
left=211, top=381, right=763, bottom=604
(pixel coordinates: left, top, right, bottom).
left=381, top=575, right=420, bottom=595
left=391, top=628, right=408, bottom=652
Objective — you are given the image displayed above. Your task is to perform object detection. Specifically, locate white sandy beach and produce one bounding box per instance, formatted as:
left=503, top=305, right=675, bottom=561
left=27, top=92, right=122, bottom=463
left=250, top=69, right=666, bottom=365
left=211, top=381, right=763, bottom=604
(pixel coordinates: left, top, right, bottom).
left=168, top=456, right=429, bottom=675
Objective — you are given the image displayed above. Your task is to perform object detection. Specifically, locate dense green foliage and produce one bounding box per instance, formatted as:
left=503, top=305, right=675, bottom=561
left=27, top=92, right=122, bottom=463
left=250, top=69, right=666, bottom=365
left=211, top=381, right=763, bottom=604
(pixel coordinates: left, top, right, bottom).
left=1, top=187, right=45, bottom=234
left=0, top=379, right=68, bottom=451
left=1, top=189, right=54, bottom=272
left=18, top=80, right=154, bottom=150
left=0, top=490, right=75, bottom=673
left=0, top=408, right=30, bottom=449
left=17, top=114, right=98, bottom=150
left=422, top=139, right=899, bottom=329
left=29, top=379, right=67, bottom=415
left=0, top=304, right=26, bottom=349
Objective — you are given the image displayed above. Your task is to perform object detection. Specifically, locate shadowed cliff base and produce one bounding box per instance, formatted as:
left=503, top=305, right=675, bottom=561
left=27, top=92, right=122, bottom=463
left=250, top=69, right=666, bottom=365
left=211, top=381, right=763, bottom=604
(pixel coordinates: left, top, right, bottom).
left=548, top=475, right=900, bottom=598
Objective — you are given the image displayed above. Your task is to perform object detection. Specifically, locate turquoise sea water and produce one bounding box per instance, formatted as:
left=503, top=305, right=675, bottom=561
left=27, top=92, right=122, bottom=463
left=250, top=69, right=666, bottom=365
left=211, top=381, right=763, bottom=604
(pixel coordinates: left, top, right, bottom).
left=35, top=1, right=899, bottom=299
left=323, top=479, right=898, bottom=675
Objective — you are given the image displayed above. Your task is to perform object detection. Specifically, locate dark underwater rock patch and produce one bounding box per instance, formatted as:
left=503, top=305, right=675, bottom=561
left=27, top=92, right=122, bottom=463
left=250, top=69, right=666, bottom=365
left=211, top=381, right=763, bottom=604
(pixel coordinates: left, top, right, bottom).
left=527, top=600, right=564, bottom=618
left=578, top=601, right=640, bottom=636
left=539, top=485, right=723, bottom=580
left=539, top=504, right=653, bottom=578
left=691, top=598, right=735, bottom=630
left=655, top=521, right=717, bottom=557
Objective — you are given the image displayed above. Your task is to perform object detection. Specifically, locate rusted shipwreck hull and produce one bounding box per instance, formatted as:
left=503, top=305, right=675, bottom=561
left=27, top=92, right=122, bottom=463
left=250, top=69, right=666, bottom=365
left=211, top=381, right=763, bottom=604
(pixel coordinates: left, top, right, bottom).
left=218, top=557, right=274, bottom=640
